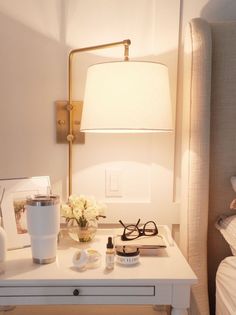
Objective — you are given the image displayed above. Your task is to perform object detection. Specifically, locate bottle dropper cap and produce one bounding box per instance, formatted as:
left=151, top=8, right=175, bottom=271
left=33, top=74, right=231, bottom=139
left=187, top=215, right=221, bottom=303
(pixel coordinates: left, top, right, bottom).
left=107, top=237, right=114, bottom=249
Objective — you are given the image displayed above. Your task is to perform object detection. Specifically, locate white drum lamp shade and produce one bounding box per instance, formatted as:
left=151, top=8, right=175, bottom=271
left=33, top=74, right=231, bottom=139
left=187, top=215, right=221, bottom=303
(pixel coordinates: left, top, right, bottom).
left=80, top=61, right=173, bottom=133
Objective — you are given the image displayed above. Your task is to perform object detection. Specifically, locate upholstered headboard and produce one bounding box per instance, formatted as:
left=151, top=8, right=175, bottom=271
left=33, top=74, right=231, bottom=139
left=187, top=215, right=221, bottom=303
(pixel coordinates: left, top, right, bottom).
left=180, top=18, right=236, bottom=315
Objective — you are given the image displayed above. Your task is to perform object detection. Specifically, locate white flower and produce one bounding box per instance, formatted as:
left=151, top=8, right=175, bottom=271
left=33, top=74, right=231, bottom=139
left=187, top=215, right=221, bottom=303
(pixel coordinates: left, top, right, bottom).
left=68, top=195, right=86, bottom=209
left=72, top=207, right=83, bottom=220
left=61, top=204, right=73, bottom=219
left=61, top=195, right=107, bottom=226
left=85, top=207, right=99, bottom=220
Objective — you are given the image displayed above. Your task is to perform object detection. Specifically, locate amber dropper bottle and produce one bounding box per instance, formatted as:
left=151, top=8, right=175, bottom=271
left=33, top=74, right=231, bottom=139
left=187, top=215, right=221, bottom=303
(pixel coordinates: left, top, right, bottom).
left=106, top=237, right=115, bottom=270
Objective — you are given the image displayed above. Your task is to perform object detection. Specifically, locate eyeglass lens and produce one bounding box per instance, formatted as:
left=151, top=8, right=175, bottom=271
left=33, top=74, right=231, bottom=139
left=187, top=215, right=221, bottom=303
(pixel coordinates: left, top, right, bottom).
left=125, top=225, right=139, bottom=239
left=143, top=221, right=157, bottom=236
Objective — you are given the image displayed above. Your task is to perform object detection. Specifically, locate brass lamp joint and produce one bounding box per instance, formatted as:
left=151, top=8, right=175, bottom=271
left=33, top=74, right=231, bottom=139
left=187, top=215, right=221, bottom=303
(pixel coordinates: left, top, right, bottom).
left=67, top=134, right=74, bottom=142
left=66, top=104, right=74, bottom=111
left=123, top=39, right=131, bottom=61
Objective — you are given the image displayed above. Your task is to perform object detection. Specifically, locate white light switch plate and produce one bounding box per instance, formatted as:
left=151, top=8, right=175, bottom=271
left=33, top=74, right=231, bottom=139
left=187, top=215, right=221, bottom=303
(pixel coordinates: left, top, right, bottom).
left=105, top=168, right=123, bottom=197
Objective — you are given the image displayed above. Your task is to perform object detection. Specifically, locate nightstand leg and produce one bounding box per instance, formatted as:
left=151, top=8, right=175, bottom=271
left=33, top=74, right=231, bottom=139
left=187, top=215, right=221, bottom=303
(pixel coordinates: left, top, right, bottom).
left=171, top=307, right=187, bottom=315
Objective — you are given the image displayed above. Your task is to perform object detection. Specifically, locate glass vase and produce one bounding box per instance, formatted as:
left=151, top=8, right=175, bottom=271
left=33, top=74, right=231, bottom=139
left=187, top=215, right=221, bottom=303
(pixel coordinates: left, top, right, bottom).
left=67, top=219, right=98, bottom=243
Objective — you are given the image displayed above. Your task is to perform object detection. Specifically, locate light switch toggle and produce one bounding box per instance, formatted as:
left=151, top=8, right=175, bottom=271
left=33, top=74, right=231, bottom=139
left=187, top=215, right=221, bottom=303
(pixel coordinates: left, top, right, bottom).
left=106, top=169, right=123, bottom=197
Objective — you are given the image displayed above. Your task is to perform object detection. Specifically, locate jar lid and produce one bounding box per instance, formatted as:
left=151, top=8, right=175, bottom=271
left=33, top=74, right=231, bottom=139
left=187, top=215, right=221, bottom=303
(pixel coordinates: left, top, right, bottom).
left=116, top=246, right=139, bottom=257
left=26, top=195, right=60, bottom=206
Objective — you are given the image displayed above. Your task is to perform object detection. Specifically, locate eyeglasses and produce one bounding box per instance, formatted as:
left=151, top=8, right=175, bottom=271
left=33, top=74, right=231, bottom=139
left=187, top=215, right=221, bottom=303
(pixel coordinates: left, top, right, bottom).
left=119, top=219, right=158, bottom=241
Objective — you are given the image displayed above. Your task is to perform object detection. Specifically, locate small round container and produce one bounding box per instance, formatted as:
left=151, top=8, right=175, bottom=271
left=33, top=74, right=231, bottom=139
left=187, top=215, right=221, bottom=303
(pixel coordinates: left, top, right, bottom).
left=116, top=246, right=140, bottom=266
left=73, top=248, right=102, bottom=270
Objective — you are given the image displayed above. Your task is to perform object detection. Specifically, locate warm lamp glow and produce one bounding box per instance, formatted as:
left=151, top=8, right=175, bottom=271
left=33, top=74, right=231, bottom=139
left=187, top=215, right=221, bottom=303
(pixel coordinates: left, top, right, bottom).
left=80, top=61, right=172, bottom=133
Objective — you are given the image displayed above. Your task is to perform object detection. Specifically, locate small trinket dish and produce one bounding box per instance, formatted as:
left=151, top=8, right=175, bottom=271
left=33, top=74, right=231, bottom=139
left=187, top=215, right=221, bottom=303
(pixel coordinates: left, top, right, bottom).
left=73, top=248, right=101, bottom=270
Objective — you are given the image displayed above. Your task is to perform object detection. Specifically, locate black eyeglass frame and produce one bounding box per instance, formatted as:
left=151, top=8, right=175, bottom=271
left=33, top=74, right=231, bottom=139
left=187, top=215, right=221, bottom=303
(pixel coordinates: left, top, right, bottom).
left=119, top=219, right=158, bottom=241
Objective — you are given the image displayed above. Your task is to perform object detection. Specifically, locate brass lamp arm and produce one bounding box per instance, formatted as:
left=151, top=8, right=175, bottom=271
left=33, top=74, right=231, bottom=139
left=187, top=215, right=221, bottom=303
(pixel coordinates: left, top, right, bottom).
left=69, top=39, right=131, bottom=62
left=68, top=39, right=131, bottom=106
left=67, top=39, right=131, bottom=196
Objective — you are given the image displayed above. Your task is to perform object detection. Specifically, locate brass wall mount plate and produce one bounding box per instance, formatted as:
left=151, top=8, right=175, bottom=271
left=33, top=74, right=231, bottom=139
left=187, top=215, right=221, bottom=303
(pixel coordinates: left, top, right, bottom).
left=55, top=100, right=85, bottom=144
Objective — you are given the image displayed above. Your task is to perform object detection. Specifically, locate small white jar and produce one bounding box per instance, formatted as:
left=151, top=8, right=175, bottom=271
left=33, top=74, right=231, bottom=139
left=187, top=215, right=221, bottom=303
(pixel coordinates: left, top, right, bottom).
left=73, top=249, right=101, bottom=270
left=116, top=246, right=140, bottom=266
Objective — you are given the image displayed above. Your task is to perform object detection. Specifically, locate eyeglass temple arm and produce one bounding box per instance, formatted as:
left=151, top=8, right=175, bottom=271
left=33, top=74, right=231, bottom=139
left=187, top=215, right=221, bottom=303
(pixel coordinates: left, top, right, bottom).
left=119, top=220, right=126, bottom=228
left=119, top=219, right=141, bottom=228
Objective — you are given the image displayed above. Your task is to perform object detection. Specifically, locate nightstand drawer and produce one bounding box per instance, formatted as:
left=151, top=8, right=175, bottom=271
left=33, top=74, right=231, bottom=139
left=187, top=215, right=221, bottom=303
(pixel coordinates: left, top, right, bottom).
left=0, top=285, right=155, bottom=297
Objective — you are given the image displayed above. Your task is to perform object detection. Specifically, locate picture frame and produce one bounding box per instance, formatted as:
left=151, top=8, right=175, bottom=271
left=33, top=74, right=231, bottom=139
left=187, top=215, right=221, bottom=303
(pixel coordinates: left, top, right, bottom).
left=0, top=176, right=50, bottom=250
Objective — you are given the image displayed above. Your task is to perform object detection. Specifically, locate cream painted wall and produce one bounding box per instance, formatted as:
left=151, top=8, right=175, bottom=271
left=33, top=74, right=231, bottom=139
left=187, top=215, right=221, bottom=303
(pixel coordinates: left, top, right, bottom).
left=0, top=0, right=180, bottom=226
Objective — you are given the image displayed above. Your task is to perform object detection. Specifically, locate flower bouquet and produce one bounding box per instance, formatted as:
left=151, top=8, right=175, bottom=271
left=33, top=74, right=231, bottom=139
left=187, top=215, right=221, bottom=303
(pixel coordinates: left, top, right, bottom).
left=61, top=195, right=106, bottom=242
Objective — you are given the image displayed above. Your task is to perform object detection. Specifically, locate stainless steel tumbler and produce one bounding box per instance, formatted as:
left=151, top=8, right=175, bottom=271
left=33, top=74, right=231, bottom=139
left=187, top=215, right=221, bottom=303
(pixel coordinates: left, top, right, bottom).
left=26, top=195, right=60, bottom=264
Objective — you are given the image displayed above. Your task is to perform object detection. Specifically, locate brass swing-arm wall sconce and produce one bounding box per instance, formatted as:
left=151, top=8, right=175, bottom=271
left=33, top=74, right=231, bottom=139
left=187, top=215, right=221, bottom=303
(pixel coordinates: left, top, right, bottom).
left=56, top=39, right=173, bottom=197
left=56, top=40, right=131, bottom=196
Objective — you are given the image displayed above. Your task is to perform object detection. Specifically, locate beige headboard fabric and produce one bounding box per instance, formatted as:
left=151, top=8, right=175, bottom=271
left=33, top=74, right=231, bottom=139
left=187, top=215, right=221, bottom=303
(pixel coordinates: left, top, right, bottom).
left=180, top=18, right=211, bottom=315
left=181, top=18, right=236, bottom=315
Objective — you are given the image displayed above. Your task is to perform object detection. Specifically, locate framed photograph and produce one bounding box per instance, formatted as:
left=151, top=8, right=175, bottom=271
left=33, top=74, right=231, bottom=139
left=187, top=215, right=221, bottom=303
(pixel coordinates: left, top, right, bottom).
left=0, top=176, right=50, bottom=249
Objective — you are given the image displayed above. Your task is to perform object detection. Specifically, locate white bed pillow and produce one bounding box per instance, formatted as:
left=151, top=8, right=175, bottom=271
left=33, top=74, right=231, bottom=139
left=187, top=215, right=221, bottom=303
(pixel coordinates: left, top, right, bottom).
left=216, top=215, right=236, bottom=256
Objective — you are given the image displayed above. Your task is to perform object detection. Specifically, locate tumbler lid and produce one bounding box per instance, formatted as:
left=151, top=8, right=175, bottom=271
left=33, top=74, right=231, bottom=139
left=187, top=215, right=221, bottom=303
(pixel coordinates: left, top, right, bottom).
left=26, top=195, right=60, bottom=206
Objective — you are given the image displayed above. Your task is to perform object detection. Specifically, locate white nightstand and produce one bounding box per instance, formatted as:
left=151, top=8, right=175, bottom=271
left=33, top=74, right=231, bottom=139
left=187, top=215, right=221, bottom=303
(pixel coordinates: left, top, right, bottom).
left=0, top=227, right=197, bottom=315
